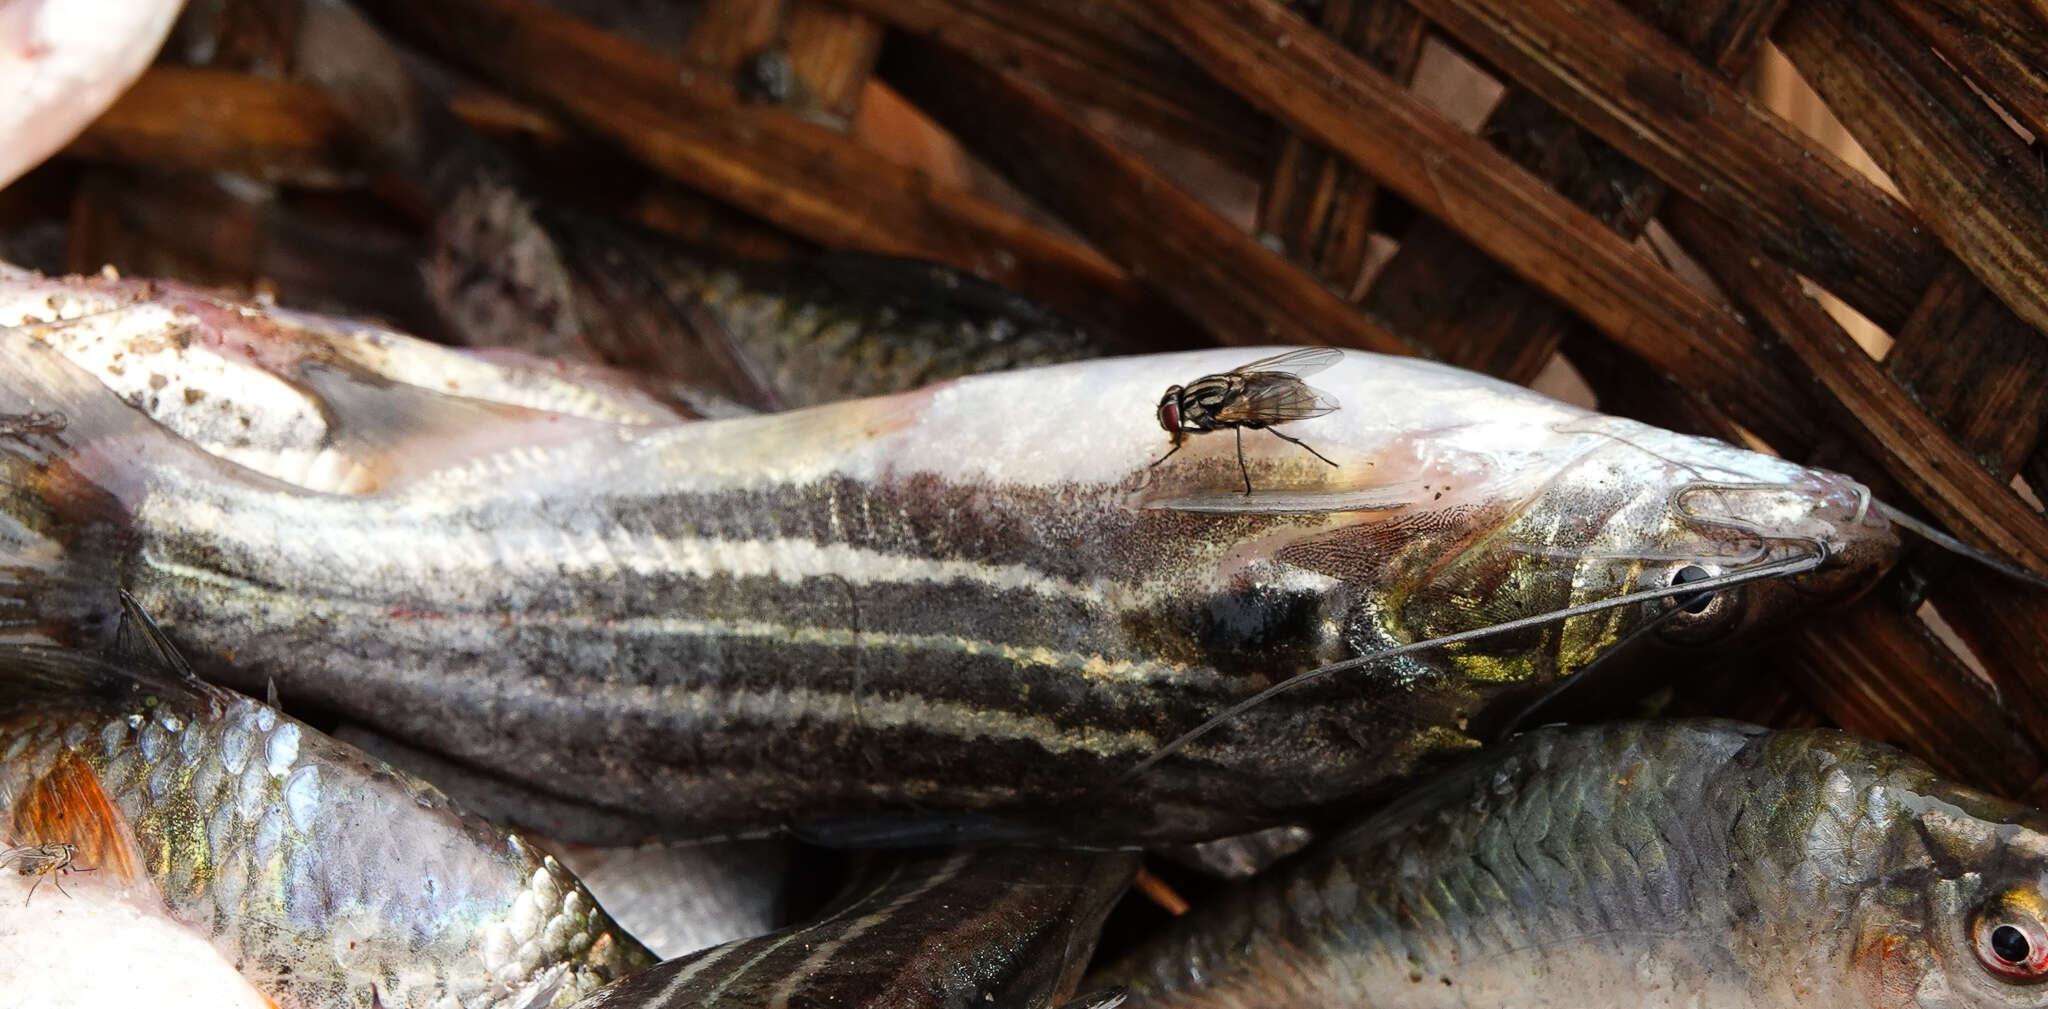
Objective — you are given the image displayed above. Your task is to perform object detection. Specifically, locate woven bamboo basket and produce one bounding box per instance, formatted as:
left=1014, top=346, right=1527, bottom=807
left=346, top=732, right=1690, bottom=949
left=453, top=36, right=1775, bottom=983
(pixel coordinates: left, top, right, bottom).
left=8, top=0, right=2048, bottom=809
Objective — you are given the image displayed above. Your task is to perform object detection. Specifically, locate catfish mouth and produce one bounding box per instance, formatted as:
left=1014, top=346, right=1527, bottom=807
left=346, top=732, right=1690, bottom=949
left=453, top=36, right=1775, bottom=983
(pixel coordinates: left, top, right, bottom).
left=1670, top=472, right=1900, bottom=607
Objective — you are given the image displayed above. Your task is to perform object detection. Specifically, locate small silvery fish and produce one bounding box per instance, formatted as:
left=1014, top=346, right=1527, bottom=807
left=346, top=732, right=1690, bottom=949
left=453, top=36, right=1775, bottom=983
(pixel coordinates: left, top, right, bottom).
left=0, top=635, right=653, bottom=1008
left=1097, top=720, right=2048, bottom=1009
left=572, top=846, right=1137, bottom=1009
left=0, top=269, right=1896, bottom=843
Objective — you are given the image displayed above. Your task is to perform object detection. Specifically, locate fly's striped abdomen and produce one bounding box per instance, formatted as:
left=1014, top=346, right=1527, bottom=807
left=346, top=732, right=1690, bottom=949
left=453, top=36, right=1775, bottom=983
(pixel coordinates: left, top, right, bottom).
left=572, top=847, right=1136, bottom=1009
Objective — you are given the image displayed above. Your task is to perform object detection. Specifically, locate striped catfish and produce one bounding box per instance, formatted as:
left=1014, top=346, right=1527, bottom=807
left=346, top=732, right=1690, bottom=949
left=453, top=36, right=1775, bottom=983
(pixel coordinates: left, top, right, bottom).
left=1095, top=720, right=2048, bottom=1009
left=571, top=846, right=1136, bottom=1009
left=0, top=268, right=1896, bottom=843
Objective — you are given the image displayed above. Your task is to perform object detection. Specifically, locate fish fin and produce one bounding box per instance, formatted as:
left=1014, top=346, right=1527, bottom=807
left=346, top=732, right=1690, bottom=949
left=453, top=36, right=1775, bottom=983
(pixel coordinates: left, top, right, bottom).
left=0, top=334, right=139, bottom=645
left=284, top=355, right=621, bottom=492
left=10, top=749, right=149, bottom=884
left=0, top=642, right=228, bottom=721
left=788, top=814, right=1055, bottom=849
left=1057, top=988, right=1129, bottom=1009
left=109, top=591, right=197, bottom=684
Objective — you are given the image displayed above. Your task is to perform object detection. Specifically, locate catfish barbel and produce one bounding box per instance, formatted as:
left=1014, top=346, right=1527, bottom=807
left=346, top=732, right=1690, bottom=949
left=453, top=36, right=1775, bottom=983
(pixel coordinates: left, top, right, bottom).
left=0, top=633, right=652, bottom=1008
left=0, top=268, right=1896, bottom=842
left=1096, top=719, right=2048, bottom=1009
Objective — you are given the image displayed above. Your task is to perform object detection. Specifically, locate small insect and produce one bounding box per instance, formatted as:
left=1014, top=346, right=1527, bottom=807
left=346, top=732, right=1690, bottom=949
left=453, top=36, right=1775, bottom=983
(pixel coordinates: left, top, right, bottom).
left=4, top=840, right=92, bottom=904
left=1152, top=347, right=1342, bottom=494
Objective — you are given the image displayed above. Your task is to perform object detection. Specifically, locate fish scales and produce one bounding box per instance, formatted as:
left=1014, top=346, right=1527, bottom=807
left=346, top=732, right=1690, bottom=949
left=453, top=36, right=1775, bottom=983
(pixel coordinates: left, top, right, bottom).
left=0, top=270, right=1897, bottom=842
left=0, top=643, right=651, bottom=1008
left=1099, top=721, right=2048, bottom=1008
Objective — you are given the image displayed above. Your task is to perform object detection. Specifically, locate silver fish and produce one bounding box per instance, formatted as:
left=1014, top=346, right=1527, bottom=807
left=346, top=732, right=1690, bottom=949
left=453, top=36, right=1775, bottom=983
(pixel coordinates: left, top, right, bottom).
left=1098, top=720, right=2048, bottom=1008
left=0, top=637, right=653, bottom=1008
left=0, top=269, right=1896, bottom=843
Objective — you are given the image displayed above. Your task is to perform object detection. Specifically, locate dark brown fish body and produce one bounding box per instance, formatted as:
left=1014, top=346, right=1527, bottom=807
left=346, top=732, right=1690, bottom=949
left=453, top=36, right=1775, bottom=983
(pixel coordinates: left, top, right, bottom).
left=571, top=846, right=1137, bottom=1009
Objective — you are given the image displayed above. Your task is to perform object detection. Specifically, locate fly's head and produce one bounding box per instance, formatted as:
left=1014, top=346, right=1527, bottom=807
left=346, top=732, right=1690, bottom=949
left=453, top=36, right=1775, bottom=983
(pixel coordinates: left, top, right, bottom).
left=1157, top=386, right=1184, bottom=434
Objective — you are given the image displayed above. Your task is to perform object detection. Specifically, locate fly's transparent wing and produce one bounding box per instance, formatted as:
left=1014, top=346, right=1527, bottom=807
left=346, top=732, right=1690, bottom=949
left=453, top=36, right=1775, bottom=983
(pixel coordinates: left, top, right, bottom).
left=1212, top=374, right=1340, bottom=424
left=1227, top=346, right=1342, bottom=379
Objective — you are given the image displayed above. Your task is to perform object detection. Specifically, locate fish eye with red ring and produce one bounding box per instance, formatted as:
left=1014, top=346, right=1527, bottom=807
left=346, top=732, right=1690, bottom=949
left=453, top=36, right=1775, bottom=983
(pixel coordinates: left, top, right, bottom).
left=1974, top=895, right=2048, bottom=982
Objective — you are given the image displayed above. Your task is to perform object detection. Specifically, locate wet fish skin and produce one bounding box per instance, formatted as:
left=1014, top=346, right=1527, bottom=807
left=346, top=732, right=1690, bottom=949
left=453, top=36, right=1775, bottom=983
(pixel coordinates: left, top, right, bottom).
left=0, top=643, right=653, bottom=1009
left=1097, top=720, right=2048, bottom=1009
left=572, top=846, right=1137, bottom=1009
left=0, top=271, right=1896, bottom=843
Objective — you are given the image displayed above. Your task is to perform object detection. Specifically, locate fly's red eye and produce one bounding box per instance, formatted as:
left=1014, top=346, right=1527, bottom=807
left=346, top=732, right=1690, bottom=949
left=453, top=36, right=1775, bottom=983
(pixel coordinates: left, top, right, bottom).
left=1158, top=388, right=1182, bottom=433
left=1974, top=902, right=2048, bottom=982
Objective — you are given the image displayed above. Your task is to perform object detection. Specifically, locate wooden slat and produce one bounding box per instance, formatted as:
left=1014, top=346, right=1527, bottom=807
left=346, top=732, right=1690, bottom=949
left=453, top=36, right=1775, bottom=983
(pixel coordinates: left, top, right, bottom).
left=1121, top=0, right=1817, bottom=450
left=1885, top=264, right=2048, bottom=474
left=1666, top=202, right=2048, bottom=577
left=1402, top=0, right=1937, bottom=332
left=1879, top=254, right=2048, bottom=768
left=1778, top=0, right=2048, bottom=344
left=885, top=37, right=1414, bottom=354
left=784, top=2, right=886, bottom=120
left=63, top=67, right=359, bottom=188
left=829, top=0, right=1270, bottom=173
left=1788, top=596, right=2043, bottom=792
left=1361, top=0, right=1790, bottom=385
left=684, top=0, right=789, bottom=71
left=351, top=0, right=1187, bottom=347
left=1256, top=0, right=1425, bottom=292
left=1910, top=0, right=2048, bottom=82
left=1892, top=0, right=2048, bottom=142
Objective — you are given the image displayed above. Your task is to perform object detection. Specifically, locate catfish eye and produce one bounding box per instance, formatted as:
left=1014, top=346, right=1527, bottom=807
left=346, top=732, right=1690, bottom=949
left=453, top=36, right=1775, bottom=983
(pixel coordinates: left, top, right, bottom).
left=1974, top=900, right=2048, bottom=981
left=1651, top=562, right=1745, bottom=643
left=1671, top=564, right=1714, bottom=614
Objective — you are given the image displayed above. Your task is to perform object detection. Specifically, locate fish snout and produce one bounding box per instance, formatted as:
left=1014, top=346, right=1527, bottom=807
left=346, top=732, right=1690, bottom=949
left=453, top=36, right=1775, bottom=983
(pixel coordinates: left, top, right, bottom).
left=1800, top=471, right=1901, bottom=604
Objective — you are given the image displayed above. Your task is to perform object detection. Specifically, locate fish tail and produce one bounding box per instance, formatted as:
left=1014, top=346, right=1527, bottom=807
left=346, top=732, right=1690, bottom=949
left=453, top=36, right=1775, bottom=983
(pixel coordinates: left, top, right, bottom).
left=0, top=335, right=137, bottom=645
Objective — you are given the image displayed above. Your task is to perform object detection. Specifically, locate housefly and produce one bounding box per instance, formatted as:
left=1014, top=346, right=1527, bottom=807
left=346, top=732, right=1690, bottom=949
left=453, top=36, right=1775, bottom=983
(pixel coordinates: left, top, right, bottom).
left=5, top=841, right=90, bottom=904
left=1152, top=348, right=1342, bottom=494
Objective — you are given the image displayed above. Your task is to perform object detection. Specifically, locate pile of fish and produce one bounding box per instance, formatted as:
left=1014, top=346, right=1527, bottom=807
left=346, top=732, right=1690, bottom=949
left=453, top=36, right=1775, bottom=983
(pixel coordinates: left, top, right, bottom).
left=0, top=258, right=2038, bottom=1009
left=6, top=8, right=2048, bottom=1009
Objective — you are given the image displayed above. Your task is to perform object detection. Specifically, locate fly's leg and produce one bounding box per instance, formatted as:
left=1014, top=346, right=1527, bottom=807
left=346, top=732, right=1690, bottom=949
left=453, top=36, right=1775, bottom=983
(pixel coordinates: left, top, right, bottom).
left=1268, top=428, right=1338, bottom=468
left=1150, top=438, right=1185, bottom=469
left=1236, top=428, right=1251, bottom=495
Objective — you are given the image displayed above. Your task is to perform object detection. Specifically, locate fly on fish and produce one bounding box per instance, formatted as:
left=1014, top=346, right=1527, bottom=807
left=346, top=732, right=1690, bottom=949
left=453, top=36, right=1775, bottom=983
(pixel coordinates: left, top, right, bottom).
left=3, top=839, right=89, bottom=903
left=1152, top=347, right=1342, bottom=495
left=0, top=268, right=1903, bottom=845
